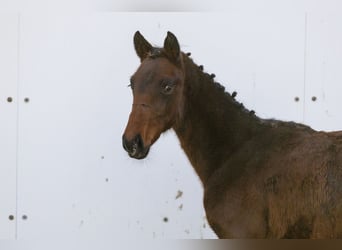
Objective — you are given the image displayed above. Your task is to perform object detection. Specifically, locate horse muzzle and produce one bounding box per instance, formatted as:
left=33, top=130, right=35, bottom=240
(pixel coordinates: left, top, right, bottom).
left=122, top=134, right=150, bottom=159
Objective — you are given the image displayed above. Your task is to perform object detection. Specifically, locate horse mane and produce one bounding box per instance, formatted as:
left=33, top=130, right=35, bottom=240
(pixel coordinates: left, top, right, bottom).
left=180, top=51, right=258, bottom=121
left=183, top=53, right=315, bottom=131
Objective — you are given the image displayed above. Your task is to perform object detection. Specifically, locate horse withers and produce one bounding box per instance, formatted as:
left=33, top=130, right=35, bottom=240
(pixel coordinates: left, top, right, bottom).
left=122, top=31, right=342, bottom=238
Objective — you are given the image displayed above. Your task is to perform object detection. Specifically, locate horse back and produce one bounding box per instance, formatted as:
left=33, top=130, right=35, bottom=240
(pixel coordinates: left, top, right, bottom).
left=204, top=124, right=342, bottom=238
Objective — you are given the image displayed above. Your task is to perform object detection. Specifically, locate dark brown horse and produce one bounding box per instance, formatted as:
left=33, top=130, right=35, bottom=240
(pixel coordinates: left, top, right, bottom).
left=122, top=31, right=342, bottom=238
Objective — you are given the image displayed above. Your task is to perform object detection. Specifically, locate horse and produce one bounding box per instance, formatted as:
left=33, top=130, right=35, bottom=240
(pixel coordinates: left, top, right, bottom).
left=122, top=31, right=342, bottom=238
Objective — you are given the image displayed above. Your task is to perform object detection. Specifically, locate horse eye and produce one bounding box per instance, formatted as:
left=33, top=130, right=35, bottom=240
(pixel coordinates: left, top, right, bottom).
left=162, top=84, right=174, bottom=94
left=161, top=80, right=175, bottom=95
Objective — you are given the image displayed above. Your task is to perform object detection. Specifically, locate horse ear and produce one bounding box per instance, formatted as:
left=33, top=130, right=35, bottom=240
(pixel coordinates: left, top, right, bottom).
left=134, top=31, right=153, bottom=61
left=163, top=31, right=180, bottom=62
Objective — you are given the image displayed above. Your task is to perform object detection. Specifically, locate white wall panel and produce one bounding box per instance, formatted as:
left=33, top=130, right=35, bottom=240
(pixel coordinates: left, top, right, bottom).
left=305, top=10, right=342, bottom=131
left=0, top=12, right=18, bottom=239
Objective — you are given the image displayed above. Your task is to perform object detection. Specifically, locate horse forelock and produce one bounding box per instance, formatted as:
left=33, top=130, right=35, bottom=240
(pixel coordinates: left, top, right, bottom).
left=148, top=47, right=163, bottom=59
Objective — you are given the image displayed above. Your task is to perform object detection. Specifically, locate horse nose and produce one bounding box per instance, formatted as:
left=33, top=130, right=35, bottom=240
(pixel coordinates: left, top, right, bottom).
left=122, top=134, right=145, bottom=158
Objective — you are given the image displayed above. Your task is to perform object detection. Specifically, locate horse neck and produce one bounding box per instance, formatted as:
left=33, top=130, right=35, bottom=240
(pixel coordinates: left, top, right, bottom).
left=173, top=56, right=262, bottom=186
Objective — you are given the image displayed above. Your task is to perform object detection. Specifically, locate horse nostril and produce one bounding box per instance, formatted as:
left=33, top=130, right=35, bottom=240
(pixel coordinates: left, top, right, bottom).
left=134, top=134, right=143, bottom=149
left=131, top=141, right=138, bottom=156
